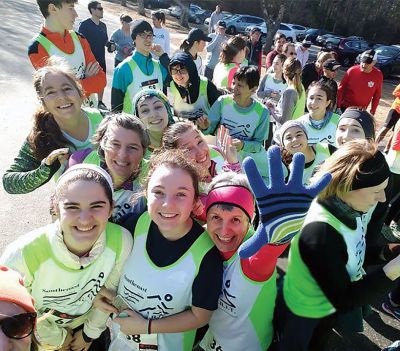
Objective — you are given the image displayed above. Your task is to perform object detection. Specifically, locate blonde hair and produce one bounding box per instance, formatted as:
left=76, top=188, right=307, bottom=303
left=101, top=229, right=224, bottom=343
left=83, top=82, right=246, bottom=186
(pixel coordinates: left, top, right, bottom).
left=312, top=140, right=379, bottom=200
left=283, top=57, right=303, bottom=96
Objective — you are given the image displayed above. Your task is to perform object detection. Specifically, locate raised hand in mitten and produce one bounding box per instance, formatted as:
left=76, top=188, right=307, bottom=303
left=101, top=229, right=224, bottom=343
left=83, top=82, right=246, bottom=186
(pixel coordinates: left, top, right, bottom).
left=238, top=145, right=332, bottom=259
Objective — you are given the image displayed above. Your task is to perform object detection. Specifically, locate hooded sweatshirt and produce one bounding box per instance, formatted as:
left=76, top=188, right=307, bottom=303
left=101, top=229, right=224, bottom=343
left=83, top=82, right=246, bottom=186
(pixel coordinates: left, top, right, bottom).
left=168, top=52, right=221, bottom=120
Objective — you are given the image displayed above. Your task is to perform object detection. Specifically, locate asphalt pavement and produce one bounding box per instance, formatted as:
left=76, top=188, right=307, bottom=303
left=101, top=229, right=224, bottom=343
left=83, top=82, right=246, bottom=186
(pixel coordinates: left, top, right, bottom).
left=0, top=0, right=398, bottom=349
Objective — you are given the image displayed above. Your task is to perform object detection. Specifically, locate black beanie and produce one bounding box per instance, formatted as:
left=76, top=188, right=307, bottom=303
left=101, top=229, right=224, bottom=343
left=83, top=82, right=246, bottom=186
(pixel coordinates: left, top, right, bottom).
left=131, top=20, right=153, bottom=41
left=339, top=108, right=375, bottom=140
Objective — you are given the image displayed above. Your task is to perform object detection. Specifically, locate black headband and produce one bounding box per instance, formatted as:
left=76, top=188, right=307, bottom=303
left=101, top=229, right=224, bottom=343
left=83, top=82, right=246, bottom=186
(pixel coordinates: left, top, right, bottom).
left=351, top=151, right=390, bottom=191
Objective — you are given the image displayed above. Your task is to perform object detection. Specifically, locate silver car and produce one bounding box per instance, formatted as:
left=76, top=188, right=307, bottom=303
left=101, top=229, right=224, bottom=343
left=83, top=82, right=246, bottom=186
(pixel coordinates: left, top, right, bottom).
left=225, top=14, right=265, bottom=35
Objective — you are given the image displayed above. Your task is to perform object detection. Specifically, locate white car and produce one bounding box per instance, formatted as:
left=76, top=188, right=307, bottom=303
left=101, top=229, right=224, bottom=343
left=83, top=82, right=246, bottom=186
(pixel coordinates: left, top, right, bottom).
left=244, top=23, right=297, bottom=42
left=283, top=23, right=307, bottom=38
left=204, top=11, right=232, bottom=27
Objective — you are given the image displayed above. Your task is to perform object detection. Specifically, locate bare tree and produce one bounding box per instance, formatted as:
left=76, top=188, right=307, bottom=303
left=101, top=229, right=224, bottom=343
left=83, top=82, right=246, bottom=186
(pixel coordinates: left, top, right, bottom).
left=138, top=0, right=145, bottom=16
left=260, top=0, right=290, bottom=53
left=173, top=0, right=190, bottom=28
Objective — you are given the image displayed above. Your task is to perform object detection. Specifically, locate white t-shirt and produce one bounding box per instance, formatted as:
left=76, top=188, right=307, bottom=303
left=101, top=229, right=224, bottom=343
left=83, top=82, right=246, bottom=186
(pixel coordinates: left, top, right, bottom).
left=152, top=27, right=170, bottom=56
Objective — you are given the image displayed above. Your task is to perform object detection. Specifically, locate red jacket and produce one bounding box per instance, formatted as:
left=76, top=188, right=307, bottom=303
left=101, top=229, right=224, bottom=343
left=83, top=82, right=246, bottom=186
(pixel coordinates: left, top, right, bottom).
left=337, top=65, right=383, bottom=115
left=28, top=27, right=106, bottom=97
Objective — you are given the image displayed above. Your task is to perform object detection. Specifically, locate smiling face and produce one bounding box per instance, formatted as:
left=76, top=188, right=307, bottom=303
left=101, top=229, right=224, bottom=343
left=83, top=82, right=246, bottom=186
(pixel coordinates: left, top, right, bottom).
left=147, top=165, right=196, bottom=239
left=0, top=302, right=32, bottom=351
left=206, top=205, right=250, bottom=252
left=340, top=179, right=388, bottom=213
left=195, top=40, right=206, bottom=53
left=232, top=77, right=255, bottom=106
left=282, top=126, right=308, bottom=155
left=40, top=71, right=82, bottom=125
left=336, top=118, right=366, bottom=146
left=103, top=125, right=144, bottom=187
left=176, top=129, right=211, bottom=170
left=56, top=180, right=113, bottom=256
left=307, top=86, right=331, bottom=120
left=170, top=65, right=190, bottom=88
left=134, top=30, right=154, bottom=55
left=137, top=96, right=169, bottom=133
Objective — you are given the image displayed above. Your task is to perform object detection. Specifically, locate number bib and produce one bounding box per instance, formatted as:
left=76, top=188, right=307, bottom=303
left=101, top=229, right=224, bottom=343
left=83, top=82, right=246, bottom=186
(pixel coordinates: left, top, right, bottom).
left=123, top=333, right=158, bottom=350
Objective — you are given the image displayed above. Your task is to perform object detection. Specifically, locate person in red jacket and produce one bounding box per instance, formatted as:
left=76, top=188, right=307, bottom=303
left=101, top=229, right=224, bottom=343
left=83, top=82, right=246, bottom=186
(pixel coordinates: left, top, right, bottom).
left=337, top=49, right=383, bottom=115
left=28, top=0, right=106, bottom=107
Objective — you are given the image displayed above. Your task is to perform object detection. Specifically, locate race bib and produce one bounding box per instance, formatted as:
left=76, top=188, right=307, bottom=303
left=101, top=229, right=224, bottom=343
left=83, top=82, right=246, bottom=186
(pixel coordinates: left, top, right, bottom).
left=141, top=79, right=159, bottom=90
left=125, top=333, right=158, bottom=350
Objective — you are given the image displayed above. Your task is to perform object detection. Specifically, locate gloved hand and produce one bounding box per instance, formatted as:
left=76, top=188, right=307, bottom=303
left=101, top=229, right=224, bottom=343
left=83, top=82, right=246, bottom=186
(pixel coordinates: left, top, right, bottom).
left=238, top=146, right=332, bottom=258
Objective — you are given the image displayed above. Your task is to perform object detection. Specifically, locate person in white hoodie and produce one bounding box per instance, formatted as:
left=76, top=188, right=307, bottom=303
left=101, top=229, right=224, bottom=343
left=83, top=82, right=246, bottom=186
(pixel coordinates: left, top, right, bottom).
left=0, top=164, right=133, bottom=351
left=152, top=10, right=170, bottom=56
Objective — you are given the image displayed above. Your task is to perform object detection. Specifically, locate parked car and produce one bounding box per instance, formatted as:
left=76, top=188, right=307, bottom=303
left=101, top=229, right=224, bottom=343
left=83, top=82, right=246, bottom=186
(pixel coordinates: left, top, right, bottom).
left=144, top=0, right=170, bottom=9
left=283, top=23, right=307, bottom=38
left=323, top=36, right=344, bottom=50
left=169, top=4, right=203, bottom=18
left=204, top=11, right=232, bottom=27
left=333, top=38, right=371, bottom=66
left=225, top=14, right=265, bottom=35
left=315, top=33, right=336, bottom=46
left=190, top=9, right=212, bottom=24
left=297, top=28, right=330, bottom=43
left=244, top=22, right=297, bottom=43
left=355, top=45, right=400, bottom=78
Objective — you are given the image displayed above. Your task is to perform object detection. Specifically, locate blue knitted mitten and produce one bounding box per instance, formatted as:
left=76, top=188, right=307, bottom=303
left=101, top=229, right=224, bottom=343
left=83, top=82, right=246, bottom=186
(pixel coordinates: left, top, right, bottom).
left=238, top=146, right=332, bottom=259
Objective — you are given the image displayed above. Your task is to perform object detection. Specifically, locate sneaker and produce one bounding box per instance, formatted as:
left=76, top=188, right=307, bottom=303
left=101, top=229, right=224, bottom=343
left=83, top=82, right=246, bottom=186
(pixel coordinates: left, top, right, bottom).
left=98, top=101, right=108, bottom=110
left=381, top=224, right=398, bottom=242
left=382, top=301, right=400, bottom=321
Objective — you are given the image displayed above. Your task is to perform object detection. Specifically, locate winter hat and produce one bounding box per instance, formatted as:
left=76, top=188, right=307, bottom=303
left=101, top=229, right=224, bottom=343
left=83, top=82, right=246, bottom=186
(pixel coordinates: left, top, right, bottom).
left=279, top=120, right=309, bottom=145
left=133, top=89, right=175, bottom=125
left=339, top=108, right=375, bottom=140
left=0, top=266, right=35, bottom=313
left=131, top=20, right=153, bottom=41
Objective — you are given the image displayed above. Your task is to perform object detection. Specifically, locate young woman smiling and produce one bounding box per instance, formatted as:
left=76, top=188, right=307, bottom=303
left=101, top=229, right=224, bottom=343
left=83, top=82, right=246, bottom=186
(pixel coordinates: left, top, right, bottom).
left=69, top=114, right=150, bottom=223
left=3, top=63, right=103, bottom=194
left=1, top=164, right=132, bottom=350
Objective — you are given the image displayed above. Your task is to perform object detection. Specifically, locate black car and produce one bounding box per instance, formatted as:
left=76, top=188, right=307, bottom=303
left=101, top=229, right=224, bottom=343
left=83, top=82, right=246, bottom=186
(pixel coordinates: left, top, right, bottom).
left=356, top=45, right=400, bottom=78
left=333, top=38, right=371, bottom=66
left=144, top=0, right=170, bottom=9
left=297, top=28, right=330, bottom=43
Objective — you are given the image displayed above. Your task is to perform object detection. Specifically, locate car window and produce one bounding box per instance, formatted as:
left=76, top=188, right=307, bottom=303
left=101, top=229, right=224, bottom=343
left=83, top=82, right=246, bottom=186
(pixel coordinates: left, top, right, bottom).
left=279, top=24, right=289, bottom=30
left=293, top=25, right=305, bottom=30
left=360, top=41, right=370, bottom=50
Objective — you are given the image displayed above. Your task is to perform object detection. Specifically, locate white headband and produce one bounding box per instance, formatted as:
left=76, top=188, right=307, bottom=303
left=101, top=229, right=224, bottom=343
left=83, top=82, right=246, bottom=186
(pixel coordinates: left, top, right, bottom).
left=57, top=164, right=114, bottom=195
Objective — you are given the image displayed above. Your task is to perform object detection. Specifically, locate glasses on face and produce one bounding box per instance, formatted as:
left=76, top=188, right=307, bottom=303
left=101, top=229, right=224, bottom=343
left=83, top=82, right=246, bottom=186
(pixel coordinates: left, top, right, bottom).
left=170, top=68, right=188, bottom=76
left=137, top=33, right=154, bottom=40
left=0, top=312, right=36, bottom=339
left=96, top=7, right=103, bottom=10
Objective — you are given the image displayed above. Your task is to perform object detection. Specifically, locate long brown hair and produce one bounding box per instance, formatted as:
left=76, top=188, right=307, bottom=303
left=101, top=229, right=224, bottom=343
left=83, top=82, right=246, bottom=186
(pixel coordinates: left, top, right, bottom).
left=219, top=35, right=247, bottom=64
left=28, top=62, right=83, bottom=160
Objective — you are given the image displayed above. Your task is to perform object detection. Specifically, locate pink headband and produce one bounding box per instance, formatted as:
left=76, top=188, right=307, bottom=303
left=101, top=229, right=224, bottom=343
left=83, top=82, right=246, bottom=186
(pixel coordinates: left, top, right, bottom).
left=206, top=186, right=255, bottom=219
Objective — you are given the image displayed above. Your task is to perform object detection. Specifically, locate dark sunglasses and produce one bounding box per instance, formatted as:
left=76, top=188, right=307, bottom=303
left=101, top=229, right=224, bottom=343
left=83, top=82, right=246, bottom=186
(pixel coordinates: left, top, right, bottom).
left=0, top=312, right=36, bottom=339
left=96, top=7, right=103, bottom=10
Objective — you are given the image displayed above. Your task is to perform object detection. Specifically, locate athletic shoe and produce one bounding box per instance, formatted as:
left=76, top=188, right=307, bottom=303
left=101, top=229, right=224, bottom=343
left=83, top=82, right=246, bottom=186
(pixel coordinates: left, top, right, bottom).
left=382, top=340, right=400, bottom=350
left=382, top=300, right=400, bottom=322
left=98, top=101, right=109, bottom=111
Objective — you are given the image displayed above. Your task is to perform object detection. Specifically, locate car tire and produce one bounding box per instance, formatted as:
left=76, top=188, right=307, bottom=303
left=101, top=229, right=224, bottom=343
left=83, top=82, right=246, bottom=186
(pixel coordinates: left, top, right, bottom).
left=228, top=26, right=236, bottom=35
left=342, top=57, right=351, bottom=67
left=195, top=17, right=201, bottom=24
left=287, top=37, right=293, bottom=43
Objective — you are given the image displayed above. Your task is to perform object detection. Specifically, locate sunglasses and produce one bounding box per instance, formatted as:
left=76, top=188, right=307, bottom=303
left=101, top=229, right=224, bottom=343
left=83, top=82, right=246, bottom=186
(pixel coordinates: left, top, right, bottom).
left=96, top=7, right=103, bottom=10
left=0, top=312, right=36, bottom=339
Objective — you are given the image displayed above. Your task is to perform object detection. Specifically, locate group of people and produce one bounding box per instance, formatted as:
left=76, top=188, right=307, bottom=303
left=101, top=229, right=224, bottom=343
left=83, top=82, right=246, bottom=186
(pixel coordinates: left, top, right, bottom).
left=2, top=0, right=400, bottom=350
